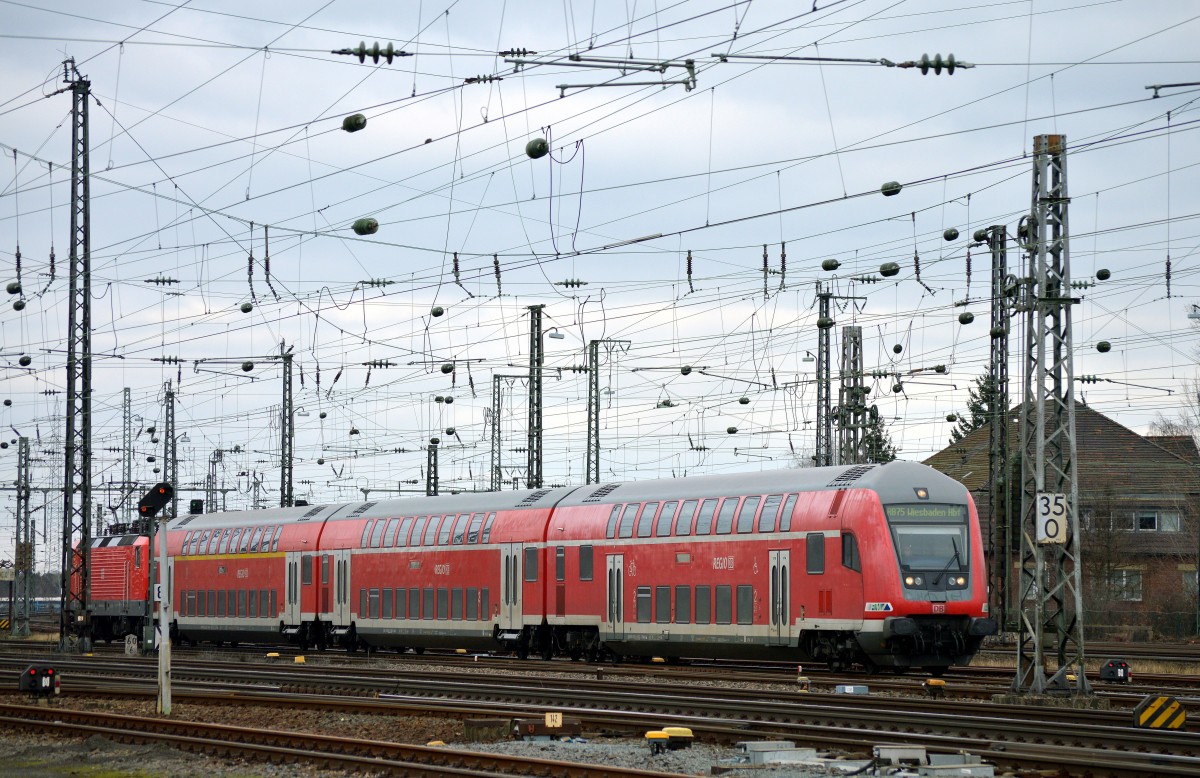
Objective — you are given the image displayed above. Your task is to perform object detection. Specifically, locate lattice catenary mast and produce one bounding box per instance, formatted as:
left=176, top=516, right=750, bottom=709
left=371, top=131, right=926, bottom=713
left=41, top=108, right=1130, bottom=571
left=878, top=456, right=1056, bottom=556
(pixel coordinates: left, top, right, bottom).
left=1013, top=134, right=1090, bottom=695
left=59, top=59, right=93, bottom=651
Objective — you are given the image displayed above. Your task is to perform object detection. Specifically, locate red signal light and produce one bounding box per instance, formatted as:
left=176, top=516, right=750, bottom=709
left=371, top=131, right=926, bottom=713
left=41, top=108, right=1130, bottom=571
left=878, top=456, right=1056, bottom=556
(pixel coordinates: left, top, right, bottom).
left=45, top=668, right=54, bottom=676
left=27, top=668, right=35, bottom=675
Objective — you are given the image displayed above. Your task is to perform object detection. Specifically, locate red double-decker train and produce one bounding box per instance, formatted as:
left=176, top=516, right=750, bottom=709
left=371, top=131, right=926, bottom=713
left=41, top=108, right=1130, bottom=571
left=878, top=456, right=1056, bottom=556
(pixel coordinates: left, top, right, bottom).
left=83, top=460, right=995, bottom=673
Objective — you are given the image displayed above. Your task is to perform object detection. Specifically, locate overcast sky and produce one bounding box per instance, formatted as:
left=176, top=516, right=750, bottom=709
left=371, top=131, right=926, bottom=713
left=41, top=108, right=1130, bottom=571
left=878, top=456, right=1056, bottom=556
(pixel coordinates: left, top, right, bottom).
left=0, top=0, right=1197, bottom=557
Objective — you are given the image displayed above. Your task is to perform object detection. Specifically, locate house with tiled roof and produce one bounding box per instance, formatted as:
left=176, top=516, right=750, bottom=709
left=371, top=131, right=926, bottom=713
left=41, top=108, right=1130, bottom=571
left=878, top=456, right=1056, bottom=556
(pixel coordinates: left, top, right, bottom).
left=924, top=403, right=1200, bottom=639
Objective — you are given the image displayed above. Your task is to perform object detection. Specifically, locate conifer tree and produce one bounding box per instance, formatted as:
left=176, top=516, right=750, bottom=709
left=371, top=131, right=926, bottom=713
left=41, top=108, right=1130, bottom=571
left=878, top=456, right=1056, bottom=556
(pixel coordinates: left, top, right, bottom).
left=949, top=372, right=1001, bottom=444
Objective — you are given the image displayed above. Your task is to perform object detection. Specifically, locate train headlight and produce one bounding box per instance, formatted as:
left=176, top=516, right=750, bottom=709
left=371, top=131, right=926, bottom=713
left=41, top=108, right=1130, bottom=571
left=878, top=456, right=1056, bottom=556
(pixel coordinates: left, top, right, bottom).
left=954, top=576, right=967, bottom=586
left=904, top=576, right=924, bottom=587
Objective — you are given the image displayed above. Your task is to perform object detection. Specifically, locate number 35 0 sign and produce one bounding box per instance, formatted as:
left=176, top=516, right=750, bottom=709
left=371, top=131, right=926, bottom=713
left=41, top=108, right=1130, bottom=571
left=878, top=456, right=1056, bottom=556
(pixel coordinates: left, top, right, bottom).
left=1036, top=493, right=1068, bottom=545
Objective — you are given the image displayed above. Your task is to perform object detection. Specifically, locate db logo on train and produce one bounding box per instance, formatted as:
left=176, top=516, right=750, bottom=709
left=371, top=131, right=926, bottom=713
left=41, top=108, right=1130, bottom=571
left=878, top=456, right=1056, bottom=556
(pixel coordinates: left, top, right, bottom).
left=932, top=603, right=946, bottom=614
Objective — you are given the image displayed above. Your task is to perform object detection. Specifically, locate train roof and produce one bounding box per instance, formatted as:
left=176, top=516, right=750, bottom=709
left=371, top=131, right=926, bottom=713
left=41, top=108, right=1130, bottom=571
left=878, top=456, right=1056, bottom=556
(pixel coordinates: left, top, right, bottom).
left=159, top=460, right=967, bottom=532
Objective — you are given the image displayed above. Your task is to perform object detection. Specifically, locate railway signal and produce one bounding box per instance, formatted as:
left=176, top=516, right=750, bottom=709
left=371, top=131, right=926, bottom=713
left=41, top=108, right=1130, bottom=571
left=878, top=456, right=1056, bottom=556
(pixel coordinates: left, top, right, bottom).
left=137, top=483, right=174, bottom=519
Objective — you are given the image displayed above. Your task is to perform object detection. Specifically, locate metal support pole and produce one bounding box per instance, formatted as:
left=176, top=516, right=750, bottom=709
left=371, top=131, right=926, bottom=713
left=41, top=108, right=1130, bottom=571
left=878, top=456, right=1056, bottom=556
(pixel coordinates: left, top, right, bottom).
left=156, top=509, right=171, bottom=714
left=837, top=326, right=867, bottom=465
left=985, top=225, right=1013, bottom=631
left=59, top=59, right=92, bottom=652
left=526, top=305, right=545, bottom=489
left=490, top=376, right=503, bottom=492
left=587, top=340, right=600, bottom=485
left=426, top=439, right=439, bottom=496
left=280, top=351, right=294, bottom=507
left=585, top=339, right=630, bottom=484
left=13, top=437, right=32, bottom=637
left=163, top=384, right=177, bottom=521
left=1013, top=134, right=1090, bottom=695
left=123, top=388, right=132, bottom=524
left=815, top=284, right=833, bottom=467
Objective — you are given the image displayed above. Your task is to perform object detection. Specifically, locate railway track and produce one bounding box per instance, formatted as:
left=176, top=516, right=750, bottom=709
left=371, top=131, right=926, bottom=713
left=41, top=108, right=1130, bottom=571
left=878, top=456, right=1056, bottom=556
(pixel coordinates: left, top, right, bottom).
left=0, top=702, right=681, bottom=777
left=2, top=652, right=1198, bottom=776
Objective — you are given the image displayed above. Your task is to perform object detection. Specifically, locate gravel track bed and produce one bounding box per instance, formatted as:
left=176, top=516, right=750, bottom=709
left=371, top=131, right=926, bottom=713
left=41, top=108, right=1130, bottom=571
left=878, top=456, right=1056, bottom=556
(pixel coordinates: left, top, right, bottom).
left=0, top=696, right=850, bottom=777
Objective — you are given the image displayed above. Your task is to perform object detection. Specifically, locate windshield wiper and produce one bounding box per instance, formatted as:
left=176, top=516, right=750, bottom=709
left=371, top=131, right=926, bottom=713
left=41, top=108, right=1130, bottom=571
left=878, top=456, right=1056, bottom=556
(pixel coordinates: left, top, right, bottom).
left=933, top=537, right=962, bottom=585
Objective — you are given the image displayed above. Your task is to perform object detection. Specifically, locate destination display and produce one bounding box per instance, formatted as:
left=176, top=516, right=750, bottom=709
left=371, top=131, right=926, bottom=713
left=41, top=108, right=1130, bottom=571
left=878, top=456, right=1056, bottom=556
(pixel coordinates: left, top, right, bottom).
left=884, top=504, right=966, bottom=522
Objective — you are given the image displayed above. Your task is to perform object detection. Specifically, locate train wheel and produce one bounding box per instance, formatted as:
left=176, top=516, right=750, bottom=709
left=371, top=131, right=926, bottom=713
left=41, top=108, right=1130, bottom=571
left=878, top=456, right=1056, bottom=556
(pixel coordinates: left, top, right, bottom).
left=862, top=659, right=880, bottom=675
left=568, top=647, right=582, bottom=662
left=414, top=646, right=425, bottom=655
left=516, top=645, right=529, bottom=660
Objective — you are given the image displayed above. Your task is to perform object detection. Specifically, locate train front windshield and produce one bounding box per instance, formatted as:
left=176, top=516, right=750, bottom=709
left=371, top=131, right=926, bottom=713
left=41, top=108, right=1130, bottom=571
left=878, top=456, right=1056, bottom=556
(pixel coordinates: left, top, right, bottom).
left=884, top=503, right=968, bottom=572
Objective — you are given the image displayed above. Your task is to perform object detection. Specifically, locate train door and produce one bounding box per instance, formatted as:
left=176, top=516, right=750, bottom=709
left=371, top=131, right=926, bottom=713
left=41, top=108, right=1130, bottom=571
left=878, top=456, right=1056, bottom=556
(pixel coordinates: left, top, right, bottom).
left=333, top=549, right=353, bottom=625
left=768, top=549, right=791, bottom=646
left=284, top=552, right=303, bottom=624
left=500, top=543, right=522, bottom=631
left=318, top=553, right=333, bottom=617
left=606, top=554, right=624, bottom=639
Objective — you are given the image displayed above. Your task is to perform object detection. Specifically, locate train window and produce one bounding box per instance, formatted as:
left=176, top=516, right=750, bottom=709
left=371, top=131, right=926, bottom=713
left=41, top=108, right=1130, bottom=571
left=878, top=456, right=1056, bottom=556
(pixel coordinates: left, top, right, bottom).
left=395, top=588, right=406, bottom=619
left=369, top=589, right=380, bottom=619
left=655, top=586, right=671, bottom=623
left=382, top=518, right=399, bottom=547
left=422, top=588, right=435, bottom=620
left=806, top=533, right=825, bottom=574
left=302, top=555, right=313, bottom=585
left=617, top=504, right=638, bottom=538
left=780, top=494, right=798, bottom=532
left=555, top=546, right=566, bottom=582
left=271, top=526, right=282, bottom=552
left=227, top=589, right=236, bottom=616
left=218, top=528, right=233, bottom=554
left=694, top=499, right=717, bottom=535
left=239, top=528, right=253, bottom=553
left=636, top=503, right=659, bottom=538
left=437, top=588, right=449, bottom=620
left=714, top=499, right=738, bottom=534
left=182, top=531, right=192, bottom=553
left=209, top=590, right=217, bottom=616
left=359, top=589, right=367, bottom=618
left=715, top=585, right=733, bottom=625
left=452, top=514, right=469, bottom=545
left=481, top=513, right=496, bottom=543
left=217, top=590, right=226, bottom=617
left=238, top=590, right=247, bottom=618
left=370, top=520, right=386, bottom=548
left=437, top=515, right=453, bottom=546
left=736, top=585, right=753, bottom=625
left=198, top=530, right=212, bottom=555
left=636, top=586, right=652, bottom=623
left=410, top=517, right=427, bottom=546
left=481, top=588, right=490, bottom=620
left=192, top=532, right=205, bottom=555
left=423, top=516, right=440, bottom=546
left=606, top=505, right=622, bottom=539
left=321, top=555, right=331, bottom=586
left=249, top=527, right=263, bottom=552
left=579, top=546, right=594, bottom=581
left=655, top=502, right=678, bottom=537
left=269, top=590, right=276, bottom=617
left=841, top=532, right=861, bottom=572
left=758, top=495, right=783, bottom=532
left=135, top=547, right=142, bottom=568
left=248, top=589, right=258, bottom=618
left=409, top=588, right=420, bottom=619
left=674, top=586, right=691, bottom=624
left=397, top=517, right=414, bottom=547
left=675, top=500, right=697, bottom=536
left=452, top=588, right=463, bottom=620
left=360, top=521, right=374, bottom=549
left=695, top=586, right=711, bottom=624
left=736, top=497, right=760, bottom=534
left=524, top=547, right=538, bottom=582
left=257, top=590, right=267, bottom=617
left=466, top=587, right=478, bottom=620
left=197, top=590, right=206, bottom=617
left=466, top=513, right=483, bottom=543
left=382, top=588, right=393, bottom=618
left=207, top=531, right=221, bottom=555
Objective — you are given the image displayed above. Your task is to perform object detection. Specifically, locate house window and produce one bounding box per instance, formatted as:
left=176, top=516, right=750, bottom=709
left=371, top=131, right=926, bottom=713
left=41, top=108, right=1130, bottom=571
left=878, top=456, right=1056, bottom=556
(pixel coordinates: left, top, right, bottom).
left=1110, top=569, right=1142, bottom=601
left=1133, top=510, right=1182, bottom=532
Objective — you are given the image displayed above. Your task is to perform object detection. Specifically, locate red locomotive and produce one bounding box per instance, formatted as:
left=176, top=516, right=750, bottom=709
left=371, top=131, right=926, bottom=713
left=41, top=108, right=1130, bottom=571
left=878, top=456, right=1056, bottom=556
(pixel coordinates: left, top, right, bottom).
left=84, top=460, right=995, bottom=672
